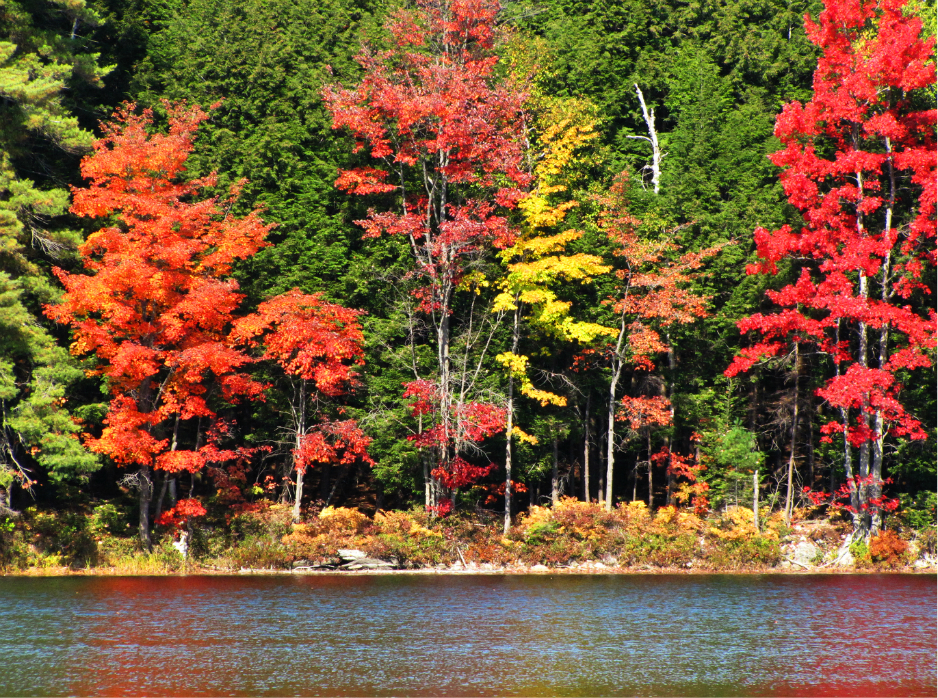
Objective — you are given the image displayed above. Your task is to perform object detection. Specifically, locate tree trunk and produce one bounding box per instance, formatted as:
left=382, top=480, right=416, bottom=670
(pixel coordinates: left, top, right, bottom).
left=504, top=304, right=520, bottom=534
left=138, top=465, right=152, bottom=551
left=155, top=474, right=169, bottom=521
left=292, top=380, right=307, bottom=523
left=582, top=394, right=591, bottom=502
left=753, top=469, right=760, bottom=533
left=784, top=342, right=800, bottom=523
left=626, top=84, right=664, bottom=194
left=605, top=365, right=620, bottom=511
left=856, top=273, right=872, bottom=533
left=551, top=434, right=560, bottom=506
left=646, top=430, right=653, bottom=510
left=632, top=454, right=638, bottom=502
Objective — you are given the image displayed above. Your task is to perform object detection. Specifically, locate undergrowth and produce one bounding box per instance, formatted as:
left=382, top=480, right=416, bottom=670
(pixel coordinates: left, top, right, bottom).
left=1, top=497, right=933, bottom=573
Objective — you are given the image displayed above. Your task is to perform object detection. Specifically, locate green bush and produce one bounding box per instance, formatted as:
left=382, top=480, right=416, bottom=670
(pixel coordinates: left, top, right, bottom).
left=899, top=491, right=937, bottom=531
left=0, top=516, right=28, bottom=569
left=705, top=535, right=781, bottom=569
left=26, top=508, right=98, bottom=568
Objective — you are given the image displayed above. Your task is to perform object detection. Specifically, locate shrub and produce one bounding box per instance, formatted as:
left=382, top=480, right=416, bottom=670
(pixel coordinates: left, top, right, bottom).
left=869, top=530, right=909, bottom=568
left=25, top=508, right=98, bottom=567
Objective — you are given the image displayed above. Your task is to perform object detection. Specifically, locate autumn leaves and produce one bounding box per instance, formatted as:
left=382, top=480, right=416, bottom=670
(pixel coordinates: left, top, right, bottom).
left=49, top=103, right=368, bottom=541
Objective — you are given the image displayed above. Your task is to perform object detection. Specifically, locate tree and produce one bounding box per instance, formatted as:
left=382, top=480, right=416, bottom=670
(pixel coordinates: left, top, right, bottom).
left=0, top=0, right=110, bottom=509
left=232, top=289, right=371, bottom=522
left=493, top=51, right=612, bottom=529
left=324, top=0, right=529, bottom=511
left=595, top=174, right=722, bottom=511
left=48, top=102, right=272, bottom=548
left=726, top=0, right=936, bottom=535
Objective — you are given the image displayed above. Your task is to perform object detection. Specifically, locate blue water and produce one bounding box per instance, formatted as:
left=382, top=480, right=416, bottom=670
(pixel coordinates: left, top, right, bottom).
left=0, top=573, right=934, bottom=696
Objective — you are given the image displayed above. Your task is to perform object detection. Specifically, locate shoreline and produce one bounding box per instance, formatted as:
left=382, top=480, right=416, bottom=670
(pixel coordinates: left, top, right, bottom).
left=4, top=564, right=934, bottom=577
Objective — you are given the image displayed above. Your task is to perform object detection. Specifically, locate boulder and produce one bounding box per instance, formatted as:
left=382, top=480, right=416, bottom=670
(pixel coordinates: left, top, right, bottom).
left=791, top=540, right=819, bottom=567
left=342, top=557, right=394, bottom=570
left=530, top=564, right=550, bottom=572
left=831, top=540, right=855, bottom=567
left=337, top=549, right=368, bottom=562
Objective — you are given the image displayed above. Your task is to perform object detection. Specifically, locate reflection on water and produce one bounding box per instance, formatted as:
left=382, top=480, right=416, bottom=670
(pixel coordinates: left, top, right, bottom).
left=0, top=574, right=934, bottom=696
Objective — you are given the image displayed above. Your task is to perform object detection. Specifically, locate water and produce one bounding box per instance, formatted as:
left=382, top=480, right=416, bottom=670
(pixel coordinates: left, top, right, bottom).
left=0, top=573, right=934, bottom=696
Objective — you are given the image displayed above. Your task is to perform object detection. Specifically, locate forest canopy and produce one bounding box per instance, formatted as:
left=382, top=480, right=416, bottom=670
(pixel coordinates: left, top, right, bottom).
left=0, top=0, right=934, bottom=566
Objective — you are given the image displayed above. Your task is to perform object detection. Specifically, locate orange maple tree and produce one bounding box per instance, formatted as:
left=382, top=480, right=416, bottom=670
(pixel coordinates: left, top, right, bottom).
left=47, top=102, right=272, bottom=548
left=594, top=174, right=723, bottom=511
left=232, top=289, right=372, bottom=521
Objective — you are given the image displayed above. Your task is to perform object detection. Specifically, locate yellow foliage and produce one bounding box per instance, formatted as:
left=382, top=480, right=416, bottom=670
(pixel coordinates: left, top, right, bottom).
left=499, top=230, right=582, bottom=261
left=456, top=270, right=490, bottom=294
left=495, top=351, right=529, bottom=378
left=556, top=317, right=618, bottom=343
left=519, top=505, right=553, bottom=532
left=654, top=505, right=679, bottom=525
left=707, top=506, right=778, bottom=541
left=511, top=426, right=539, bottom=445
left=676, top=512, right=703, bottom=532
left=520, top=385, right=567, bottom=407
left=622, top=500, right=650, bottom=520
left=318, top=506, right=368, bottom=533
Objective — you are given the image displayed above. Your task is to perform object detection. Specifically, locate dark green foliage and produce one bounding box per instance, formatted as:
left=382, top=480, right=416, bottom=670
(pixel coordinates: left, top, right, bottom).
left=132, top=0, right=384, bottom=303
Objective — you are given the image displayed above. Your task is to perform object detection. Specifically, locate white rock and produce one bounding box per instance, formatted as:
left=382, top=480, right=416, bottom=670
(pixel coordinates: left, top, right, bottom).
left=530, top=564, right=550, bottom=572
left=337, top=549, right=367, bottom=560
left=791, top=541, right=819, bottom=567
left=831, top=540, right=855, bottom=567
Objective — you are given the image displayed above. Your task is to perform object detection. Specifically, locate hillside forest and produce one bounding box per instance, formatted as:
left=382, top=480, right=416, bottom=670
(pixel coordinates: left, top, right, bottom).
left=0, top=0, right=935, bottom=571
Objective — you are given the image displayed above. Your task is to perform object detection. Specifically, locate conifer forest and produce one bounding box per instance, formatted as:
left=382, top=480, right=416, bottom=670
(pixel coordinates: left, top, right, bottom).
left=0, top=0, right=935, bottom=572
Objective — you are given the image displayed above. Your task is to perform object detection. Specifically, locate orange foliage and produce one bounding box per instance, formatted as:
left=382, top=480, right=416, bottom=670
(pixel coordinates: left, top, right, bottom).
left=48, top=102, right=272, bottom=475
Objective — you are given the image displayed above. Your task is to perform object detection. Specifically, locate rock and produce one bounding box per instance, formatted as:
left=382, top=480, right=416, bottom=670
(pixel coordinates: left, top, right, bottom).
left=792, top=540, right=819, bottom=567
left=530, top=564, right=550, bottom=572
left=480, top=562, right=495, bottom=571
left=601, top=555, right=618, bottom=566
left=342, top=556, right=394, bottom=570
left=292, top=559, right=312, bottom=568
left=337, top=549, right=367, bottom=562
left=913, top=554, right=936, bottom=570
left=831, top=540, right=855, bottom=567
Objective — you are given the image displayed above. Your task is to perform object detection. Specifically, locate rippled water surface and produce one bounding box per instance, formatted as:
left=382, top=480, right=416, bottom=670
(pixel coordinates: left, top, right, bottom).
left=0, top=574, right=934, bottom=696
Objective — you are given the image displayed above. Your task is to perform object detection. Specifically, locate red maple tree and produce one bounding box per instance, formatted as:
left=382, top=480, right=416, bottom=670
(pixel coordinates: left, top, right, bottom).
left=48, top=102, right=272, bottom=547
left=232, top=289, right=372, bottom=521
left=324, top=0, right=528, bottom=511
left=726, top=0, right=936, bottom=533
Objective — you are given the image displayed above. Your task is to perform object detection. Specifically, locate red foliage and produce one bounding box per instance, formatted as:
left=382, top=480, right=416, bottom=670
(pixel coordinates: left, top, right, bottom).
left=618, top=396, right=672, bottom=431
left=726, top=0, right=935, bottom=522
left=482, top=479, right=528, bottom=506
left=404, top=379, right=505, bottom=487
left=48, top=102, right=272, bottom=478
left=155, top=498, right=207, bottom=529
left=323, top=0, right=529, bottom=310
left=803, top=475, right=899, bottom=514
left=432, top=456, right=493, bottom=489
left=232, top=289, right=371, bottom=496
left=293, top=421, right=374, bottom=474
left=597, top=172, right=723, bottom=394
left=325, top=0, right=520, bottom=498
left=232, top=290, right=365, bottom=396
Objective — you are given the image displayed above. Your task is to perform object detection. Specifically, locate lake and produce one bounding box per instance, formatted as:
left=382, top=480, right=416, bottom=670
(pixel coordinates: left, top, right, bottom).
left=0, top=573, right=934, bottom=696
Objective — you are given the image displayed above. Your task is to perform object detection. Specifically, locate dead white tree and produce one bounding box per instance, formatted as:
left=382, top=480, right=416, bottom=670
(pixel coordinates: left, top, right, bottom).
left=626, top=84, right=664, bottom=195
